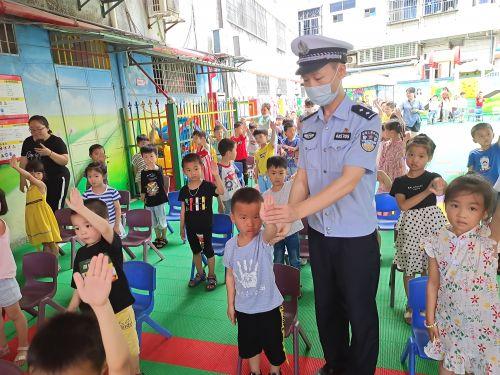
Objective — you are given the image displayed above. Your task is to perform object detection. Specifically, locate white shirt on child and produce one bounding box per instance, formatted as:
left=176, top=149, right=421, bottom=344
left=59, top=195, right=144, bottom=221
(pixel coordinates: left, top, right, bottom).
left=219, top=162, right=242, bottom=202
left=263, top=180, right=304, bottom=236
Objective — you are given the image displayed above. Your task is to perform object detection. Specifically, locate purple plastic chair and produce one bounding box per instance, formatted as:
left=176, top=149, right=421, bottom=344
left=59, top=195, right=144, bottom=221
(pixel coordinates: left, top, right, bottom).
left=0, top=359, right=22, bottom=375
left=236, top=264, right=311, bottom=375
left=54, top=208, right=78, bottom=267
left=122, top=209, right=165, bottom=263
left=19, top=252, right=65, bottom=328
left=118, top=190, right=131, bottom=226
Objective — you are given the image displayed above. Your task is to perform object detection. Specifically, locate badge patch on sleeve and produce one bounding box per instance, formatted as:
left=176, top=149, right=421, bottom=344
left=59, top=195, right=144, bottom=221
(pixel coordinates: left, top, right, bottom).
left=360, top=130, right=379, bottom=152
left=303, top=131, right=316, bottom=140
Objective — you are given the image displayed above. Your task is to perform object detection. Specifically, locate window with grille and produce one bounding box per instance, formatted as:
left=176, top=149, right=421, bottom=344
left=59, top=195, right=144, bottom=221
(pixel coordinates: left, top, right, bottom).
left=330, top=0, right=356, bottom=12
left=423, top=0, right=457, bottom=15
left=298, top=7, right=321, bottom=36
left=50, top=33, right=110, bottom=69
left=276, top=20, right=286, bottom=52
left=388, top=0, right=418, bottom=23
left=333, top=13, right=344, bottom=22
left=226, top=0, right=267, bottom=41
left=364, top=7, right=376, bottom=17
left=472, top=0, right=495, bottom=5
left=0, top=23, right=18, bottom=55
left=357, top=42, right=418, bottom=65
left=256, top=75, right=270, bottom=95
left=277, top=78, right=287, bottom=95
left=152, top=58, right=197, bottom=95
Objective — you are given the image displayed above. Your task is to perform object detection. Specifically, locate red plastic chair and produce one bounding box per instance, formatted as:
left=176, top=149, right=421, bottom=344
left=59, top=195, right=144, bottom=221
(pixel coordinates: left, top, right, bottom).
left=54, top=208, right=78, bottom=267
left=0, top=359, right=22, bottom=375
left=236, top=264, right=311, bottom=375
left=298, top=218, right=309, bottom=261
left=118, top=190, right=131, bottom=226
left=122, top=209, right=165, bottom=263
left=19, top=252, right=65, bottom=328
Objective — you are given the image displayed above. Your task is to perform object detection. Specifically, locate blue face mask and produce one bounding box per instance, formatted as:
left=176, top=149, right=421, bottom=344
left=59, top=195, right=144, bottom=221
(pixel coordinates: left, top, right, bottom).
left=304, top=66, right=341, bottom=107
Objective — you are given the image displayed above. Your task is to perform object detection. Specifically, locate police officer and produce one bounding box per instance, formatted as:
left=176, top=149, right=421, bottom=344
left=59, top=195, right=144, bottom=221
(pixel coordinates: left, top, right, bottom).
left=263, top=35, right=381, bottom=375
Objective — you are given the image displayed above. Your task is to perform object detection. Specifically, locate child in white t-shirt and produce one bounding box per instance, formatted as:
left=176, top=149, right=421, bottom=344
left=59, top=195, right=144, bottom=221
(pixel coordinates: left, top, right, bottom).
left=217, top=138, right=242, bottom=214
left=262, top=156, right=303, bottom=269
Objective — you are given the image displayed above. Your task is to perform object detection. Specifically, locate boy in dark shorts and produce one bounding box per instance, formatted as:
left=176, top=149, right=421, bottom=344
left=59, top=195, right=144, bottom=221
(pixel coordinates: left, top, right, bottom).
left=66, top=188, right=140, bottom=374
left=224, top=188, right=286, bottom=375
left=140, top=145, right=170, bottom=248
left=179, top=153, right=224, bottom=290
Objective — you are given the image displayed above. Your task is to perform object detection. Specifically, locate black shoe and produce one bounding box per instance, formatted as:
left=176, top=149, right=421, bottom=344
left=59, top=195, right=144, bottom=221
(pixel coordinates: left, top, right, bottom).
left=316, top=365, right=343, bottom=375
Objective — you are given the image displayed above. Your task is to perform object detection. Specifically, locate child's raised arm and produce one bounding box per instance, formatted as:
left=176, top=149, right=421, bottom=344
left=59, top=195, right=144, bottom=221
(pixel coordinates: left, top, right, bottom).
left=210, top=161, right=225, bottom=196
left=66, top=188, right=114, bottom=244
left=73, top=254, right=130, bottom=375
left=260, top=195, right=289, bottom=244
left=9, top=156, right=46, bottom=193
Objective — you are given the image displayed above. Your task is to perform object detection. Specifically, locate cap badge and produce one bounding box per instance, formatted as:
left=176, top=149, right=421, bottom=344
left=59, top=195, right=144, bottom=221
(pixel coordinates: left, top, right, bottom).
left=298, top=40, right=309, bottom=55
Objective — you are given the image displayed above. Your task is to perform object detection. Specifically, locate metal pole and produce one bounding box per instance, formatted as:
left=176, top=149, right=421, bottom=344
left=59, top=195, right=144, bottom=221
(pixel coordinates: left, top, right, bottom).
left=166, top=102, right=183, bottom=189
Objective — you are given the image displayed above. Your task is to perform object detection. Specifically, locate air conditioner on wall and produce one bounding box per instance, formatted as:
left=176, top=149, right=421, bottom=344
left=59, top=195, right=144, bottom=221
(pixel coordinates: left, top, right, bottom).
left=213, top=29, right=229, bottom=54
left=346, top=54, right=357, bottom=66
left=147, top=0, right=179, bottom=18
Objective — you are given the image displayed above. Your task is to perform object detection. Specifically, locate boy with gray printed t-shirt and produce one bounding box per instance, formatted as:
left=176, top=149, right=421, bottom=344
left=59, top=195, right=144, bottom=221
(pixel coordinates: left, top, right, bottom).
left=223, top=187, right=285, bottom=375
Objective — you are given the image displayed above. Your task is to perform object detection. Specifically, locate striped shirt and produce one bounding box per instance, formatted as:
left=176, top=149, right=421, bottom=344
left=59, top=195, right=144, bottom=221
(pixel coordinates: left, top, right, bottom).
left=132, top=153, right=147, bottom=184
left=83, top=186, right=121, bottom=224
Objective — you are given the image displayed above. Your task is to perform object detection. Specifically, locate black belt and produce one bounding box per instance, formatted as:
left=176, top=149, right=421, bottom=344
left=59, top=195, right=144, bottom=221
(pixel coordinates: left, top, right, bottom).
left=26, top=199, right=42, bottom=206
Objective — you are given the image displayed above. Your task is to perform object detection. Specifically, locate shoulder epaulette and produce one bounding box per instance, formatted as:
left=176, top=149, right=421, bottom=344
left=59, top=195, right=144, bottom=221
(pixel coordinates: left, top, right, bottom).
left=351, top=105, right=377, bottom=120
left=300, top=110, right=318, bottom=123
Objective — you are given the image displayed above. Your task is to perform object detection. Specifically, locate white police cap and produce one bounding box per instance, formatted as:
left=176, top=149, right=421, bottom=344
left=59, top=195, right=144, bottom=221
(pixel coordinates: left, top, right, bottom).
left=291, top=35, right=353, bottom=75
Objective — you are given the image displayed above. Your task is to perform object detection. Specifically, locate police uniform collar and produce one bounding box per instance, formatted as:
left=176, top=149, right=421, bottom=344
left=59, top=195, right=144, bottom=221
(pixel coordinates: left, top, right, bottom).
left=317, top=95, right=351, bottom=122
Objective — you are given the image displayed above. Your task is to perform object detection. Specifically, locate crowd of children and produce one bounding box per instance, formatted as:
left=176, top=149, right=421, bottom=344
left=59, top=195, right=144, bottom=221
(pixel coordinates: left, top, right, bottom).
left=0, top=97, right=498, bottom=375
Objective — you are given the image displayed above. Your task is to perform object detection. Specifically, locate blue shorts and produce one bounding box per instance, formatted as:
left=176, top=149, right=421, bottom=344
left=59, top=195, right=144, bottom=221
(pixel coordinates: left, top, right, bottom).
left=0, top=278, right=22, bottom=307
left=146, top=203, right=168, bottom=230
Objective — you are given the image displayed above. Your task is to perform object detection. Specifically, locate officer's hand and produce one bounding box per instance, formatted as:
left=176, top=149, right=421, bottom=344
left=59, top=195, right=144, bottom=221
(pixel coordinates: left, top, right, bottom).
left=261, top=203, right=299, bottom=224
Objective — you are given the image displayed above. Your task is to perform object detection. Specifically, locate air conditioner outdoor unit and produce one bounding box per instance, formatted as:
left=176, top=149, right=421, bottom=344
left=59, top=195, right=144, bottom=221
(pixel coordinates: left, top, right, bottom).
left=148, top=0, right=179, bottom=18
left=213, top=29, right=229, bottom=54
left=346, top=54, right=357, bottom=65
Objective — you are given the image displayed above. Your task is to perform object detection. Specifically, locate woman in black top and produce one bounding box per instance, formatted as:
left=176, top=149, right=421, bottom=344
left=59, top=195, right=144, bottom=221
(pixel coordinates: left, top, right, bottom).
left=20, top=115, right=71, bottom=211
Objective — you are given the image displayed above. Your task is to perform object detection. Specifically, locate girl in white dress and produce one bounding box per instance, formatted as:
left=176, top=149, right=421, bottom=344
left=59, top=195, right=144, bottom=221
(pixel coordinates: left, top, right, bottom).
left=424, top=174, right=499, bottom=375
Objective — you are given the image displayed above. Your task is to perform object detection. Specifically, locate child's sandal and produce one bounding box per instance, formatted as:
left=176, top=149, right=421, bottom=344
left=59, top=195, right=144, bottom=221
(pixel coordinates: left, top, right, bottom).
left=14, top=346, right=29, bottom=366
left=0, top=344, right=10, bottom=357
left=206, top=275, right=217, bottom=291
left=188, top=273, right=206, bottom=287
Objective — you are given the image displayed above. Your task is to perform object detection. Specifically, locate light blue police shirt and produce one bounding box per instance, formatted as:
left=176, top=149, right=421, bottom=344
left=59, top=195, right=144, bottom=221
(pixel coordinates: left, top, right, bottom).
left=297, top=96, right=380, bottom=237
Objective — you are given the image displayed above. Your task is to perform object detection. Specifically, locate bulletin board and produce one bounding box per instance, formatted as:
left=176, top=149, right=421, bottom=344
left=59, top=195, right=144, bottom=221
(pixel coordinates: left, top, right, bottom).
left=0, top=74, right=29, bottom=164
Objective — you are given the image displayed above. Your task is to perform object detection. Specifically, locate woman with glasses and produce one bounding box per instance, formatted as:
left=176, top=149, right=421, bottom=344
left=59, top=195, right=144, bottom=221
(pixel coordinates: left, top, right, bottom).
left=20, top=115, right=70, bottom=211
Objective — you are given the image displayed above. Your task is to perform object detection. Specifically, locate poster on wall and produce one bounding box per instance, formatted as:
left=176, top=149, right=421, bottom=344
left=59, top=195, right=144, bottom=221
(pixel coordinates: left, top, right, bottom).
left=0, top=118, right=30, bottom=163
left=0, top=75, right=29, bottom=121
left=0, top=74, right=29, bottom=164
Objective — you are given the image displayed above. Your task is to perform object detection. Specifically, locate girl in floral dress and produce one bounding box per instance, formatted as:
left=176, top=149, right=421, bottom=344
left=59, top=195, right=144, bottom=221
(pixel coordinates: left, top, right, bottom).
left=424, top=174, right=499, bottom=375
left=377, top=120, right=407, bottom=193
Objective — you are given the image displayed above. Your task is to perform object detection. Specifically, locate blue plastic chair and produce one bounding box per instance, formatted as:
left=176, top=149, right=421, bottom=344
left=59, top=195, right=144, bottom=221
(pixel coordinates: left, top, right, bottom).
left=165, top=191, right=182, bottom=233
left=375, top=193, right=401, bottom=231
left=189, top=214, right=234, bottom=283
left=401, top=276, right=434, bottom=374
left=233, top=161, right=245, bottom=186
left=123, top=261, right=172, bottom=347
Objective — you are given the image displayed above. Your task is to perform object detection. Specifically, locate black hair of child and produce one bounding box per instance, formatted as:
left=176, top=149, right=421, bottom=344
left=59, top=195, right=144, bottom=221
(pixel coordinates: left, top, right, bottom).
left=70, top=198, right=109, bottom=220
left=218, top=138, right=236, bottom=156
left=25, top=160, right=45, bottom=178
left=85, top=162, right=107, bottom=178
left=0, top=188, right=7, bottom=215
left=136, top=134, right=149, bottom=143
left=231, top=187, right=263, bottom=211
left=406, top=133, right=436, bottom=158
left=140, top=145, right=157, bottom=156
left=283, top=121, right=294, bottom=132
left=383, top=120, right=405, bottom=139
left=267, top=156, right=287, bottom=170
left=470, top=122, right=493, bottom=138
left=182, top=153, right=203, bottom=168
left=253, top=129, right=268, bottom=137
left=214, top=124, right=223, bottom=132
left=445, top=173, right=496, bottom=218
left=192, top=130, right=206, bottom=139
left=234, top=121, right=243, bottom=129
left=88, top=144, right=104, bottom=156
left=27, top=312, right=105, bottom=374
